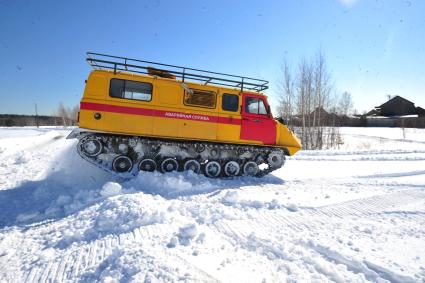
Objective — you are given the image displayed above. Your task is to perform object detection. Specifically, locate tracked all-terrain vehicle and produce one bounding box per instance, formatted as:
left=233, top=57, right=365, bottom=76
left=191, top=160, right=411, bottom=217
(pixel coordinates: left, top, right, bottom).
left=68, top=53, right=301, bottom=177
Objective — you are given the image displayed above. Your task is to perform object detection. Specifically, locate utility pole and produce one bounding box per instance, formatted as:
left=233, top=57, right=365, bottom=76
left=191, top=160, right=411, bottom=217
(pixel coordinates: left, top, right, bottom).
left=35, top=103, right=39, bottom=128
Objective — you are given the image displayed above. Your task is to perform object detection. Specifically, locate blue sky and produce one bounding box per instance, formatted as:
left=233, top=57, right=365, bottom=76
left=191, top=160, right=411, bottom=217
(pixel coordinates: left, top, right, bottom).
left=0, top=0, right=424, bottom=115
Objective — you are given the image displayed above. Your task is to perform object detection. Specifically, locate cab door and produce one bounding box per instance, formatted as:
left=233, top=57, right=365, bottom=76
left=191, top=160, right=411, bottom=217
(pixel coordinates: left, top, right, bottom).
left=240, top=93, right=276, bottom=145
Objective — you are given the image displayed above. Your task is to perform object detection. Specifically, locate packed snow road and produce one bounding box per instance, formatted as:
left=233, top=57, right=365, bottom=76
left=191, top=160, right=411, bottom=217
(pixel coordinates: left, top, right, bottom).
left=0, top=127, right=424, bottom=282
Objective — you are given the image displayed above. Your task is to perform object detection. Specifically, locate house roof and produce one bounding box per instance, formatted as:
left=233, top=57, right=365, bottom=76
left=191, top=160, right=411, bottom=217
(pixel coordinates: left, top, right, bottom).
left=378, top=95, right=415, bottom=108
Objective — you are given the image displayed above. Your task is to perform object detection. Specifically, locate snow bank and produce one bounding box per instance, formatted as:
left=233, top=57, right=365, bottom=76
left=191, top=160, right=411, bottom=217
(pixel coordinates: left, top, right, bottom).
left=125, top=171, right=282, bottom=198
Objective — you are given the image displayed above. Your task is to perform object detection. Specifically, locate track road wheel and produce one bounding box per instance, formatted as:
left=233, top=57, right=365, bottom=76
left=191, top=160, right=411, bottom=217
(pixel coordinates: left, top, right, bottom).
left=224, top=161, right=240, bottom=177
left=112, top=155, right=133, bottom=173
left=184, top=159, right=201, bottom=174
left=267, top=152, right=285, bottom=169
left=82, top=138, right=103, bottom=157
left=243, top=161, right=259, bottom=176
left=139, top=158, right=156, bottom=172
left=161, top=158, right=178, bottom=173
left=204, top=161, right=221, bottom=178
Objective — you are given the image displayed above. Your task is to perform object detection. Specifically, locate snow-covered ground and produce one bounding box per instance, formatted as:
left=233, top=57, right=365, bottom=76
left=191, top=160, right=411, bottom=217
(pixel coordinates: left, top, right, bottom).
left=0, top=127, right=424, bottom=282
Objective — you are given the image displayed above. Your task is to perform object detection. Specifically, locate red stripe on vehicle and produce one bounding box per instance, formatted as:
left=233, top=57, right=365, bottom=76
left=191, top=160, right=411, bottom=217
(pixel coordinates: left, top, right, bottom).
left=80, top=102, right=241, bottom=125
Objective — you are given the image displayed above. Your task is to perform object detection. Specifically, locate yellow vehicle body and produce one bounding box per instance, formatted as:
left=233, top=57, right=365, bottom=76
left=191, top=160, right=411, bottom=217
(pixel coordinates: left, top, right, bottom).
left=78, top=70, right=301, bottom=156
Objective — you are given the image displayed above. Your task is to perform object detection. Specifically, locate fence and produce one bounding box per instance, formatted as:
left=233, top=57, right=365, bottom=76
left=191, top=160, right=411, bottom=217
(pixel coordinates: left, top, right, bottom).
left=284, top=116, right=425, bottom=128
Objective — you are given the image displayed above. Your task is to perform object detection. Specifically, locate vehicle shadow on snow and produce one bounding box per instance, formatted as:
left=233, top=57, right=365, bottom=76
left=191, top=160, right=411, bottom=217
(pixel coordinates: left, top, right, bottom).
left=0, top=145, right=284, bottom=229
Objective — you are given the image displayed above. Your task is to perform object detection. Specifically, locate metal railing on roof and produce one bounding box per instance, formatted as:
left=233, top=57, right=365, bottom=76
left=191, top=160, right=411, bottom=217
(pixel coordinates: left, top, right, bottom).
left=86, top=52, right=269, bottom=92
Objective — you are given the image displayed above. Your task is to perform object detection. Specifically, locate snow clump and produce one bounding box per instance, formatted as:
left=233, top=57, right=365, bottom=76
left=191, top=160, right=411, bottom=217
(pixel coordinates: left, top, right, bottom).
left=177, top=223, right=198, bottom=246
left=100, top=182, right=122, bottom=197
left=286, top=203, right=299, bottom=212
left=14, top=151, right=28, bottom=164
left=94, top=194, right=165, bottom=235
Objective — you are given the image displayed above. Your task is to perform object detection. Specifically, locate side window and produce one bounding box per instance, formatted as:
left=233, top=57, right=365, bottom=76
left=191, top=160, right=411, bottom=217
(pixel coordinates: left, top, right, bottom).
left=110, top=79, right=125, bottom=98
left=245, top=97, right=268, bottom=115
left=184, top=89, right=216, bottom=108
left=109, top=79, right=152, bottom=101
left=222, top=93, right=239, bottom=112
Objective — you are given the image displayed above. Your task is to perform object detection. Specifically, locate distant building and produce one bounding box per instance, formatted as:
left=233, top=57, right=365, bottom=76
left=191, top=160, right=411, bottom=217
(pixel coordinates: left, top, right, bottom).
left=362, top=96, right=425, bottom=128
left=416, top=107, right=425, bottom=117
left=309, top=107, right=340, bottom=124
left=368, top=96, right=420, bottom=117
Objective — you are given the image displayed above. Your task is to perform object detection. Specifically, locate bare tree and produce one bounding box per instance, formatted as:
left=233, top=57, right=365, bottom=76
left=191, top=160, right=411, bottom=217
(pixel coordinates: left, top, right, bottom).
left=277, top=50, right=342, bottom=150
left=312, top=51, right=331, bottom=149
left=277, top=60, right=295, bottom=128
left=338, top=91, right=353, bottom=116
left=70, top=105, right=80, bottom=124
left=57, top=102, right=70, bottom=127
left=294, top=57, right=314, bottom=149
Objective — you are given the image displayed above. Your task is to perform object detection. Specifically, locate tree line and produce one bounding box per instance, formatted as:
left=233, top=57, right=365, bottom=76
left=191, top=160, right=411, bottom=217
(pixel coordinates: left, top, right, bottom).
left=0, top=103, right=79, bottom=127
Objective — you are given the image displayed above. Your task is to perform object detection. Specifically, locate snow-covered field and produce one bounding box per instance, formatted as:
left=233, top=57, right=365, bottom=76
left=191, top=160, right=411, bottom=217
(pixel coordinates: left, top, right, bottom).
left=0, top=127, right=424, bottom=282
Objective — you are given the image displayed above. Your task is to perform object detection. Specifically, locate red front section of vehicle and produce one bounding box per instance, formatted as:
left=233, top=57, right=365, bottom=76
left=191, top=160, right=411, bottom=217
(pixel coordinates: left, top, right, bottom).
left=240, top=93, right=276, bottom=145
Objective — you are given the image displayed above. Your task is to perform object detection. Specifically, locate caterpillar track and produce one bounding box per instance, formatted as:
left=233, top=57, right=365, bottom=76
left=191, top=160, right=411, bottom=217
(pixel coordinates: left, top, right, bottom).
left=69, top=130, right=287, bottom=178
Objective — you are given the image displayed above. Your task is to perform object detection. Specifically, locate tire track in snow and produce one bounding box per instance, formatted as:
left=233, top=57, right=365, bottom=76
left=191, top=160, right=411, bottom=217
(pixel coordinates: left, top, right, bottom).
left=211, top=188, right=425, bottom=281
left=358, top=170, right=425, bottom=178
left=309, top=189, right=425, bottom=219
left=23, top=223, right=220, bottom=282
left=306, top=242, right=417, bottom=283
left=298, top=149, right=425, bottom=156
left=212, top=220, right=369, bottom=281
left=213, top=218, right=418, bottom=282
left=345, top=133, right=425, bottom=145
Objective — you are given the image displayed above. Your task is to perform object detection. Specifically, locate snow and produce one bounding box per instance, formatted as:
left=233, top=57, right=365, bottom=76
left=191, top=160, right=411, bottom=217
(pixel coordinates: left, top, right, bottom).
left=1, top=126, right=425, bottom=282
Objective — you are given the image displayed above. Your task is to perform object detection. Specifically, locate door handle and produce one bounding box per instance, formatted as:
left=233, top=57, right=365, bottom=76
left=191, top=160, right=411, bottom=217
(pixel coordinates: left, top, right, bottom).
left=242, top=117, right=261, bottom=122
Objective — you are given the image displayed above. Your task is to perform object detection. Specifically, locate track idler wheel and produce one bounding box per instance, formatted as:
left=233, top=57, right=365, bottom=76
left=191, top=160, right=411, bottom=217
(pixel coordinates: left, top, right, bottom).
left=243, top=161, right=259, bottom=176
left=184, top=159, right=201, bottom=174
left=224, top=161, right=240, bottom=177
left=204, top=161, right=221, bottom=178
left=161, top=158, right=178, bottom=173
left=139, top=158, right=156, bottom=172
left=112, top=155, right=133, bottom=173
left=81, top=138, right=103, bottom=157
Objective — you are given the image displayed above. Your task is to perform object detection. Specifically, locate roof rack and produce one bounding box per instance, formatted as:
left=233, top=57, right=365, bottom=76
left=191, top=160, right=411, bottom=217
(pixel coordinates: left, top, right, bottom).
left=86, top=52, right=269, bottom=92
